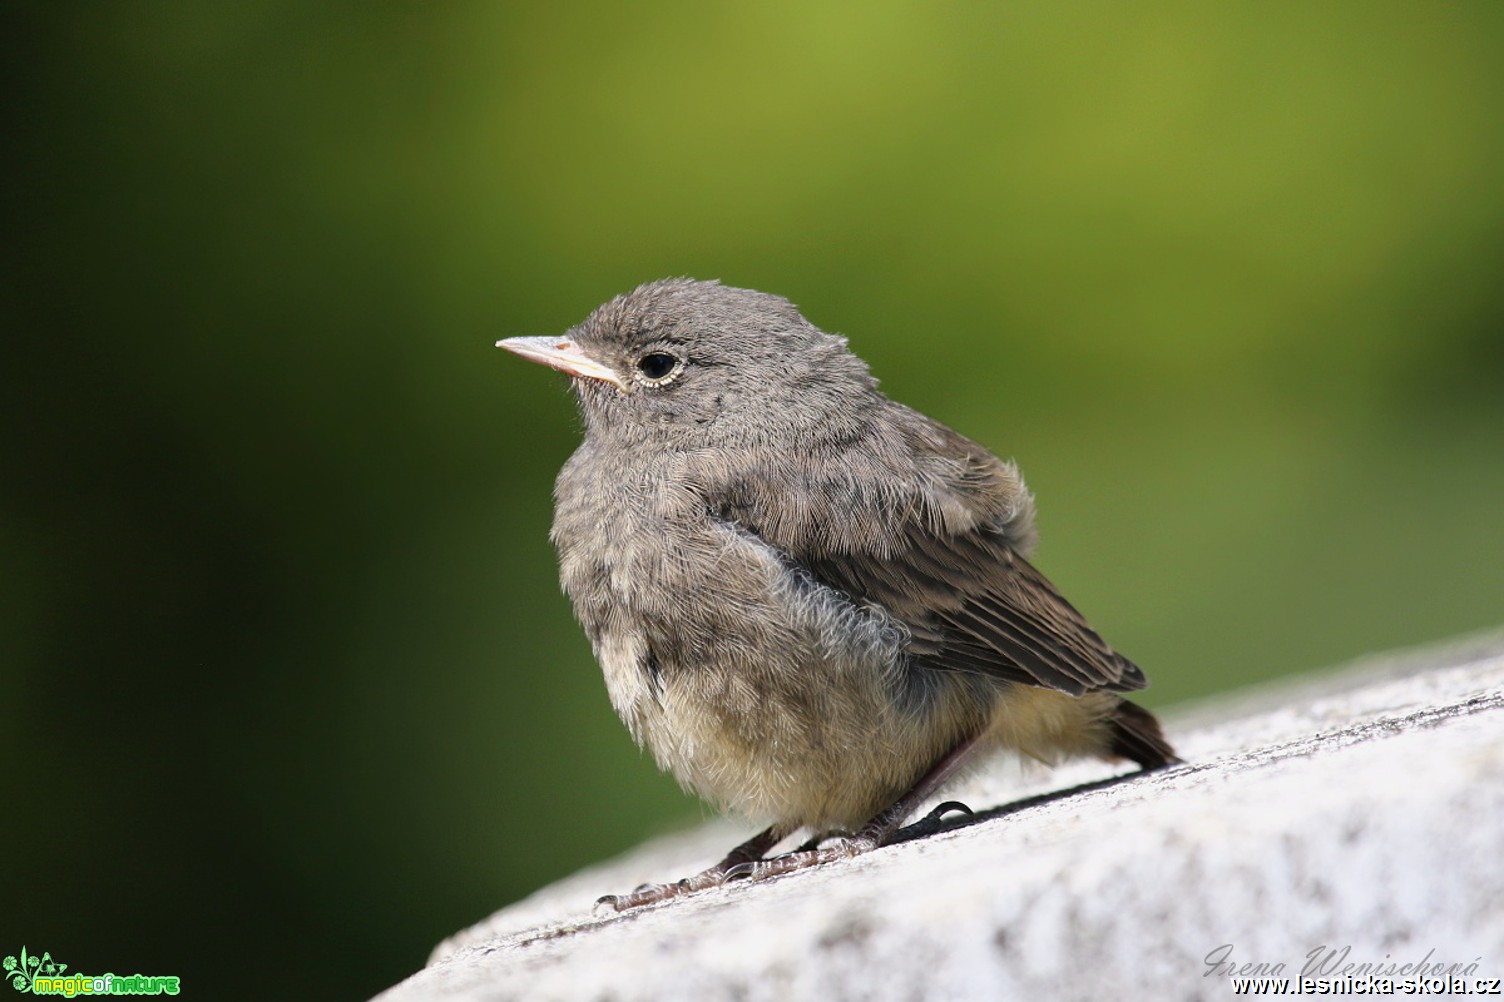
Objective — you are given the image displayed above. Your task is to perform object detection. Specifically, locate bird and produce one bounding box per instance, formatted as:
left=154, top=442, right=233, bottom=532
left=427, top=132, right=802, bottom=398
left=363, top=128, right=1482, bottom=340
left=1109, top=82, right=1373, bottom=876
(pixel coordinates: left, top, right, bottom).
left=498, top=278, right=1177, bottom=910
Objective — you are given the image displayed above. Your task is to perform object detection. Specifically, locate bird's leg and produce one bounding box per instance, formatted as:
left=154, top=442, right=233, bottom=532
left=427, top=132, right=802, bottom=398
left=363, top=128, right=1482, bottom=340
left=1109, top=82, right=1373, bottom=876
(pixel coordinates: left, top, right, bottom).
left=794, top=798, right=972, bottom=852
left=725, top=730, right=989, bottom=882
left=595, top=823, right=791, bottom=912
left=598, top=732, right=989, bottom=908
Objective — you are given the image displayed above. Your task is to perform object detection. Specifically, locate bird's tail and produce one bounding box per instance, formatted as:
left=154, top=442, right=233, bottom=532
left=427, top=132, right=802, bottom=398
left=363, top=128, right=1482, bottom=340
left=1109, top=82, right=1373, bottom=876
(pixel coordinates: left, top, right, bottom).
left=1107, top=697, right=1180, bottom=770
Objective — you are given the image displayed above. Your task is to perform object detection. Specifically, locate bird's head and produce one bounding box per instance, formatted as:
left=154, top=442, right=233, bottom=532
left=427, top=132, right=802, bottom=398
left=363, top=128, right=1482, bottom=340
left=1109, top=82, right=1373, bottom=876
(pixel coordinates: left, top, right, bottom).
left=499, top=279, right=879, bottom=451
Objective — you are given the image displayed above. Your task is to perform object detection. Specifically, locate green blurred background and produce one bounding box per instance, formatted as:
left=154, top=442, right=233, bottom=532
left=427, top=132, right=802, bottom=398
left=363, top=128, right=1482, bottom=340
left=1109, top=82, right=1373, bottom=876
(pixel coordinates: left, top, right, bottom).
left=5, top=2, right=1503, bottom=998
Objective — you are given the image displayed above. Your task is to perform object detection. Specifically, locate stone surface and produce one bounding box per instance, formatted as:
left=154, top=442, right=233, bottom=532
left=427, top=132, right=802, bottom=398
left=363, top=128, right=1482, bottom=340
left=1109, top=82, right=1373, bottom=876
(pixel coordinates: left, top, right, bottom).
left=374, top=630, right=1504, bottom=1001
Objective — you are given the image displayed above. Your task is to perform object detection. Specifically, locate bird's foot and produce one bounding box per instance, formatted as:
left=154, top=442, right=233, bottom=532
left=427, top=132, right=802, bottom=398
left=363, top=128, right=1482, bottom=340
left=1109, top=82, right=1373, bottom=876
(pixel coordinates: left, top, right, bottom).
left=593, top=864, right=733, bottom=913
left=593, top=824, right=789, bottom=913
left=719, top=800, right=972, bottom=883
left=722, top=833, right=881, bottom=882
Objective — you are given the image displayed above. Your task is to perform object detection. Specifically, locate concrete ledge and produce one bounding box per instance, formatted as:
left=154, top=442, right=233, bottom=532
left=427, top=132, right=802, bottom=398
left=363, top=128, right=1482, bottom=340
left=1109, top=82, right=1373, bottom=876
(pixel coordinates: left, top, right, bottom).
left=375, top=630, right=1504, bottom=1001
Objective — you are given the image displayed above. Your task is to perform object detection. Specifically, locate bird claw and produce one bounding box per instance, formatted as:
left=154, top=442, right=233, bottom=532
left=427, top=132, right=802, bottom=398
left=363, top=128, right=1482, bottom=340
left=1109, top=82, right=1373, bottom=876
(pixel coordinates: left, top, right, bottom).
left=930, top=800, right=975, bottom=820
left=894, top=800, right=975, bottom=841
left=723, top=861, right=757, bottom=882
left=593, top=893, right=627, bottom=914
left=593, top=880, right=682, bottom=913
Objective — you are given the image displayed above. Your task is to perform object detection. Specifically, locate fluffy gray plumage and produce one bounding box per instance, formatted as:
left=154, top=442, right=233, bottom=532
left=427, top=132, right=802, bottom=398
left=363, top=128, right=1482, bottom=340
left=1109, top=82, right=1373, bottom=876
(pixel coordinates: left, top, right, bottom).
left=503, top=278, right=1174, bottom=853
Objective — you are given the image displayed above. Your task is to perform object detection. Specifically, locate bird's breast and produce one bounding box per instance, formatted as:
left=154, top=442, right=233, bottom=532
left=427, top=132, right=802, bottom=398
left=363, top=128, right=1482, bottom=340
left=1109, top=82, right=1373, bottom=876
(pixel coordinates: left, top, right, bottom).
left=548, top=453, right=983, bottom=827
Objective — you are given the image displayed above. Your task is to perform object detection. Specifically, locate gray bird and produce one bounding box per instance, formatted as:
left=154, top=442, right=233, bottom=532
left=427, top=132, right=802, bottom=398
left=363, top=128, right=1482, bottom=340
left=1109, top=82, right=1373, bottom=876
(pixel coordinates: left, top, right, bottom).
left=499, top=278, right=1176, bottom=910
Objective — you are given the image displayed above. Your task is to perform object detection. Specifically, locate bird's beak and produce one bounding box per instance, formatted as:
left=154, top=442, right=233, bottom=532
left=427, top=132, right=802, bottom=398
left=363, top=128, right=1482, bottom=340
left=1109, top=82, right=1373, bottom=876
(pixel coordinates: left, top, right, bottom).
left=496, top=335, right=625, bottom=390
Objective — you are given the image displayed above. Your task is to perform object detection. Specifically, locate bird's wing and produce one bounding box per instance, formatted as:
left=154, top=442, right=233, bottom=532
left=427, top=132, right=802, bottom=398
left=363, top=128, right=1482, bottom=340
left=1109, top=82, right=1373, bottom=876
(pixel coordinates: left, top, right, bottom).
left=799, top=518, right=1147, bottom=696
left=706, top=411, right=1145, bottom=697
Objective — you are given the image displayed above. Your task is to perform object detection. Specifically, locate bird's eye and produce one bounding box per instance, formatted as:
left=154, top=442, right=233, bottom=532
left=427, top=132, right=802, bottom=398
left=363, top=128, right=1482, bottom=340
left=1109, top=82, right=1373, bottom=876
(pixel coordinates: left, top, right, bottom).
left=635, top=351, right=682, bottom=383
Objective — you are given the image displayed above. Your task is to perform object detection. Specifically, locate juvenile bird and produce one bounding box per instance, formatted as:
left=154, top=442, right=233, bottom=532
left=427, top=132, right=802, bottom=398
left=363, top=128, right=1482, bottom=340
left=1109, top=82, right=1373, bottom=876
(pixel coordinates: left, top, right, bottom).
left=499, top=279, right=1176, bottom=910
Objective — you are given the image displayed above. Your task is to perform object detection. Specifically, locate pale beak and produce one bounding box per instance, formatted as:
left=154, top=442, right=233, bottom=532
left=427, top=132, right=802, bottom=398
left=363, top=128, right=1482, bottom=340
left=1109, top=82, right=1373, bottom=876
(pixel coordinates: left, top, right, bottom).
left=496, top=336, right=625, bottom=390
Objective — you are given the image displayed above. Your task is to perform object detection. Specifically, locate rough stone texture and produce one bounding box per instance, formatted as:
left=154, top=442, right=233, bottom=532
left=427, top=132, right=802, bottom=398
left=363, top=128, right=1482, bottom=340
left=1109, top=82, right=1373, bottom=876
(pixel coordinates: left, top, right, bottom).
left=374, top=630, right=1504, bottom=1001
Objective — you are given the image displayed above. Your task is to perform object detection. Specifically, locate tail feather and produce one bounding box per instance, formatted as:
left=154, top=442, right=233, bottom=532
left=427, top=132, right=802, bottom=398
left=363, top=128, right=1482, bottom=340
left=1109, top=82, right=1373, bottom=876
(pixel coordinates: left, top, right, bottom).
left=1107, top=698, right=1179, bottom=770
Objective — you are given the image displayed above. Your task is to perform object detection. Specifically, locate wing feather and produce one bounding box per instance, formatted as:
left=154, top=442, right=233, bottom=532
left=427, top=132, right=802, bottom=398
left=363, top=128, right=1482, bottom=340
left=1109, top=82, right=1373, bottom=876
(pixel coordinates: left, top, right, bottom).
left=704, top=408, right=1145, bottom=697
